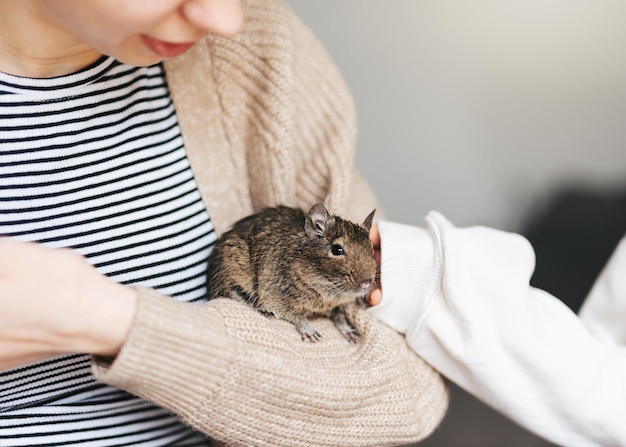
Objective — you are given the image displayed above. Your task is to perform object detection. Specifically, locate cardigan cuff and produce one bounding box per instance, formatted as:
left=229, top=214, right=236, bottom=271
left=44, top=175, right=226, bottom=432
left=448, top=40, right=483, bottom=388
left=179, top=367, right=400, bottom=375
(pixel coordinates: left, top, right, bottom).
left=91, top=287, right=234, bottom=418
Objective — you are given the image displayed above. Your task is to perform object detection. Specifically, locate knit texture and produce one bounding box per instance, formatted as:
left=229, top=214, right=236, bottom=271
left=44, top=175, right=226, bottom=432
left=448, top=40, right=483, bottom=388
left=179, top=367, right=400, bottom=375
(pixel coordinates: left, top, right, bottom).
left=94, top=291, right=448, bottom=447
left=93, top=0, right=449, bottom=444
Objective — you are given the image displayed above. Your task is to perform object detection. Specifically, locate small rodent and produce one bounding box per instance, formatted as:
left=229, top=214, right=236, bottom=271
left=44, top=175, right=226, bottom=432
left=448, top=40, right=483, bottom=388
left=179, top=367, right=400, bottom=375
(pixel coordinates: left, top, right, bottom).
left=206, top=203, right=377, bottom=342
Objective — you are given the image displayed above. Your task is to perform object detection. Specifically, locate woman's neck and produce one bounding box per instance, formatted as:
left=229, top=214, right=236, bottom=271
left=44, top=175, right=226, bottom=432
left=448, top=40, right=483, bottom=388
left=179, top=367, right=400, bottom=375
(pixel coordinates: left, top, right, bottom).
left=0, top=2, right=101, bottom=78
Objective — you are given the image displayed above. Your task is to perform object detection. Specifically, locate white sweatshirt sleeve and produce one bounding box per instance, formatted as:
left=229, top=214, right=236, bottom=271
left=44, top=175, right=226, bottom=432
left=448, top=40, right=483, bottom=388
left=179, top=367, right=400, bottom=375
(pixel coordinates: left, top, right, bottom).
left=579, top=236, right=626, bottom=345
left=369, top=212, right=626, bottom=447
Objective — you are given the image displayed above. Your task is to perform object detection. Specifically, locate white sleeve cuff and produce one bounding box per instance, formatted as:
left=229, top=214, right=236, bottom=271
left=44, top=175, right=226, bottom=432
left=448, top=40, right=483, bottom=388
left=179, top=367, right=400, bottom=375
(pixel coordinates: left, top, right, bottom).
left=368, top=219, right=442, bottom=335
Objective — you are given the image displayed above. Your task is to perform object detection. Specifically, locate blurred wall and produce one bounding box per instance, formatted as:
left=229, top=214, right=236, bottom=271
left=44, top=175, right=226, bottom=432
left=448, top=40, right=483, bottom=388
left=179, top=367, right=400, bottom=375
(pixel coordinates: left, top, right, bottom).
left=287, top=0, right=626, bottom=230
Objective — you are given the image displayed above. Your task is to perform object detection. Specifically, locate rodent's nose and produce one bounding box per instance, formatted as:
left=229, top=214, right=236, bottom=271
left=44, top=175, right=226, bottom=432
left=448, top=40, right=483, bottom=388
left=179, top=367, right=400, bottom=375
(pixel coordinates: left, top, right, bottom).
left=359, top=278, right=373, bottom=290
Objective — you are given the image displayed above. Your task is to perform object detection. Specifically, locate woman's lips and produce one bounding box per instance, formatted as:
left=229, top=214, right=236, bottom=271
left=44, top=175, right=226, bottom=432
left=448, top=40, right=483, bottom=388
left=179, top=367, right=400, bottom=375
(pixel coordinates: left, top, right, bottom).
left=141, top=35, right=195, bottom=58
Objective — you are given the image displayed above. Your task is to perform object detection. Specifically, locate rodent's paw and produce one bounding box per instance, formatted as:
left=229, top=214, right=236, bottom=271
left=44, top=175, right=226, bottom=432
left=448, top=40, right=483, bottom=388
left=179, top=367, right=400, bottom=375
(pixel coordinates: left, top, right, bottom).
left=332, top=306, right=361, bottom=343
left=337, top=324, right=360, bottom=344
left=295, top=319, right=322, bottom=342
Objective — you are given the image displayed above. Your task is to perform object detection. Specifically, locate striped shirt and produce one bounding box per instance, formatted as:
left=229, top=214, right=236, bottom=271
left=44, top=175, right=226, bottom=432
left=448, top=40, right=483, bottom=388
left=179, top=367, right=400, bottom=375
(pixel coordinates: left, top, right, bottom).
left=0, top=57, right=216, bottom=445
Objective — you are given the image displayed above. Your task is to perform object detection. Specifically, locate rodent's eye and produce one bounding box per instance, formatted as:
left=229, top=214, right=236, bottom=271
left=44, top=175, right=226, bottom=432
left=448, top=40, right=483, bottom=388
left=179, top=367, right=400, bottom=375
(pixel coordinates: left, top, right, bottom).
left=331, top=244, right=345, bottom=256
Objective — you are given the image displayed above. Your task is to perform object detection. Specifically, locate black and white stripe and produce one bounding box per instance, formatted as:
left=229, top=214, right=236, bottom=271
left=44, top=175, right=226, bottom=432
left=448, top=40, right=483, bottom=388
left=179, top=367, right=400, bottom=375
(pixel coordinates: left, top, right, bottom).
left=0, top=57, right=215, bottom=445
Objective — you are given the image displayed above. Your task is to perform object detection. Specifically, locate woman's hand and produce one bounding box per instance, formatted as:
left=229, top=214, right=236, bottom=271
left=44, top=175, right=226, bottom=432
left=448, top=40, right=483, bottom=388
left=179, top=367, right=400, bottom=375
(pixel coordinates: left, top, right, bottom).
left=368, top=224, right=382, bottom=306
left=0, top=238, right=137, bottom=371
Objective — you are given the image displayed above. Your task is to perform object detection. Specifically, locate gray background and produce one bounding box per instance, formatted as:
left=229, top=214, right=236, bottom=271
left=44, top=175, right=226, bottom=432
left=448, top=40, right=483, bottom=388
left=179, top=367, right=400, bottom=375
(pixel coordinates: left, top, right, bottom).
left=288, top=0, right=626, bottom=231
left=287, top=1, right=626, bottom=446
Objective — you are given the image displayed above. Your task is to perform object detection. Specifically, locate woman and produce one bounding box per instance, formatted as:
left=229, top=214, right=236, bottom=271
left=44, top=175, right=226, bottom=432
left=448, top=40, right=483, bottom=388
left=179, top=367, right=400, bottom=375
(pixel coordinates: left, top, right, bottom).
left=0, top=0, right=447, bottom=446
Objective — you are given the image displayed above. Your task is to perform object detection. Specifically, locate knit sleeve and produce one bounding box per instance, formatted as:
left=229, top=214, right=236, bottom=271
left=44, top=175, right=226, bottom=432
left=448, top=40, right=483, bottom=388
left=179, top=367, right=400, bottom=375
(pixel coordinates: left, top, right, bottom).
left=92, top=287, right=448, bottom=447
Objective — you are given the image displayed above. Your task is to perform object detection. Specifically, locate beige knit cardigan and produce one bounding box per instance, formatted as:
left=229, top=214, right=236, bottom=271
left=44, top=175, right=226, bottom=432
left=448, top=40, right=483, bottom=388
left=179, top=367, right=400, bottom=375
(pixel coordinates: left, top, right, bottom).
left=92, top=1, right=449, bottom=446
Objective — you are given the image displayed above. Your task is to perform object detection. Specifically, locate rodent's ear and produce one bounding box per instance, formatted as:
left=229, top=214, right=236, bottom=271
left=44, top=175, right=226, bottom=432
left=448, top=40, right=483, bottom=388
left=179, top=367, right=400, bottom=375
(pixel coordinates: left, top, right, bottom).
left=305, top=203, right=329, bottom=239
left=362, top=209, right=376, bottom=232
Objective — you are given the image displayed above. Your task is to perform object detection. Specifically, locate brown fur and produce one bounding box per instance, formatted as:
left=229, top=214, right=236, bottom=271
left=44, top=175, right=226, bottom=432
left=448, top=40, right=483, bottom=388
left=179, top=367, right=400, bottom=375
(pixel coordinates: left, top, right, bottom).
left=206, top=204, right=377, bottom=342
